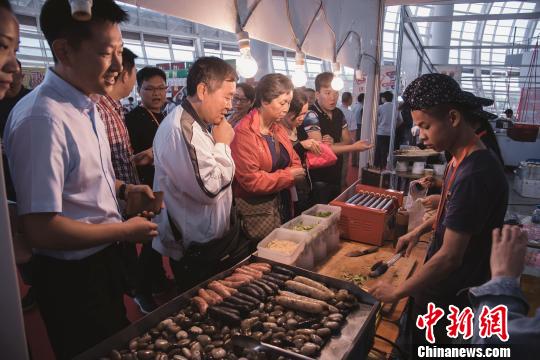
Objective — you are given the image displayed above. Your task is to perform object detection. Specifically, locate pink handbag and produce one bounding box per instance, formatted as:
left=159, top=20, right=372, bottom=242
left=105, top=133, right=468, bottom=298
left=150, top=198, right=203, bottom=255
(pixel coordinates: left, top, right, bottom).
left=306, top=142, right=337, bottom=169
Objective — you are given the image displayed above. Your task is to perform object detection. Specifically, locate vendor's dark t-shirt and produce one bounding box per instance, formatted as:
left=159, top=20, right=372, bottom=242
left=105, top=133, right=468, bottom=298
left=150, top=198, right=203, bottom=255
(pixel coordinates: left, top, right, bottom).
left=416, top=149, right=508, bottom=306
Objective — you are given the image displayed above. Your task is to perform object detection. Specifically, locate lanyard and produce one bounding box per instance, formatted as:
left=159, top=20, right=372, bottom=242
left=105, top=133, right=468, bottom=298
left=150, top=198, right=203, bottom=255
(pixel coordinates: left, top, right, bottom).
left=142, top=106, right=161, bottom=128
left=433, top=139, right=480, bottom=230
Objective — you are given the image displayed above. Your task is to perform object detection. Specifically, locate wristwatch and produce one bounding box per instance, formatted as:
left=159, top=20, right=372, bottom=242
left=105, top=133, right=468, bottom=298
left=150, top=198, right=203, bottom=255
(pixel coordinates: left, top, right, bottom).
left=119, top=183, right=127, bottom=201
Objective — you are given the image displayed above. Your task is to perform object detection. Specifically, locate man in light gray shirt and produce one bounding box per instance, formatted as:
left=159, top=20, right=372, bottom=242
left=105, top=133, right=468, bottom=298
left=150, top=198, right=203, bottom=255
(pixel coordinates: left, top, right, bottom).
left=374, top=91, right=402, bottom=169
left=351, top=93, right=365, bottom=167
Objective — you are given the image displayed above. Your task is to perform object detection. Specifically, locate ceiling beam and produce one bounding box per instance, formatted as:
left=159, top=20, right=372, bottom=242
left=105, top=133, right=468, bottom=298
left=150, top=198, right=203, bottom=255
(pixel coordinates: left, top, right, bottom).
left=406, top=11, right=540, bottom=23
left=434, top=63, right=540, bottom=67
left=425, top=44, right=535, bottom=49
left=387, top=0, right=538, bottom=6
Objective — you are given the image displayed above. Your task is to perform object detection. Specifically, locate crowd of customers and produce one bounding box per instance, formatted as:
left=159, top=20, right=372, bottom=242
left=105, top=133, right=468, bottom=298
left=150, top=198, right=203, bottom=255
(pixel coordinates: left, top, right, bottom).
left=0, top=1, right=372, bottom=357
left=3, top=1, right=536, bottom=359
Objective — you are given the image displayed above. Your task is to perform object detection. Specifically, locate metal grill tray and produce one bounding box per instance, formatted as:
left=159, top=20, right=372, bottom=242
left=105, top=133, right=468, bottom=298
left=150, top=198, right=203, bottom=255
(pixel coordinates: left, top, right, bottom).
left=75, top=255, right=380, bottom=360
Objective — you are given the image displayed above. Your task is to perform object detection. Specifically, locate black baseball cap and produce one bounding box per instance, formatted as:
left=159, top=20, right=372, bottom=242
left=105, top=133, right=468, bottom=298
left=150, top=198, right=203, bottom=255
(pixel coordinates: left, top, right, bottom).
left=403, top=73, right=488, bottom=111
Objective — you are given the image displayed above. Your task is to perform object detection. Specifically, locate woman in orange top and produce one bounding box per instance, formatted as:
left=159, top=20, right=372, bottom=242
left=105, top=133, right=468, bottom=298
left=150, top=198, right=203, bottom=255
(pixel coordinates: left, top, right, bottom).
left=231, top=74, right=305, bottom=240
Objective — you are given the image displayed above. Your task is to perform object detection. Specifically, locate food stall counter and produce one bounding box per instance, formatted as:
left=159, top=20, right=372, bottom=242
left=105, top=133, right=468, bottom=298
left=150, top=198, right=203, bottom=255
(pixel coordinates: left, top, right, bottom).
left=315, top=234, right=431, bottom=358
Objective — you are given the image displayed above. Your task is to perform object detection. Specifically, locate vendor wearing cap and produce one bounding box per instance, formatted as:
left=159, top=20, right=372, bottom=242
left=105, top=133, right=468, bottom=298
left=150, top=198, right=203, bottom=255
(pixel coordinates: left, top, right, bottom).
left=369, top=74, right=508, bottom=347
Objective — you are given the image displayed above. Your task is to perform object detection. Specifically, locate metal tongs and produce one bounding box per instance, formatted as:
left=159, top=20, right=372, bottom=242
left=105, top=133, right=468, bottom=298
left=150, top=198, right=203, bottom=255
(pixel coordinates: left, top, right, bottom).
left=369, top=252, right=404, bottom=278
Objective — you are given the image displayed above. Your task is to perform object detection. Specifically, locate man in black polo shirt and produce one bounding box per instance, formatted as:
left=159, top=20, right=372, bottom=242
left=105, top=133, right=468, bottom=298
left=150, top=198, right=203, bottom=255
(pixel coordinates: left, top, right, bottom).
left=125, top=66, right=169, bottom=313
left=301, top=72, right=372, bottom=204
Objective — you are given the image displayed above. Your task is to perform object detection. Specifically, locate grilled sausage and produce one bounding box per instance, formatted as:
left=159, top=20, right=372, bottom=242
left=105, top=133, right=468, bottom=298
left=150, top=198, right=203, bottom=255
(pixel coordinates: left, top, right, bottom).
left=234, top=291, right=261, bottom=305
left=225, top=274, right=253, bottom=282
left=208, top=306, right=241, bottom=325
left=274, top=295, right=324, bottom=314
left=268, top=272, right=290, bottom=281
left=257, top=278, right=279, bottom=293
left=285, top=280, right=332, bottom=301
left=249, top=262, right=271, bottom=271
left=198, top=288, right=218, bottom=305
left=208, top=281, right=233, bottom=298
left=192, top=296, right=209, bottom=315
left=234, top=268, right=257, bottom=279
left=239, top=266, right=263, bottom=278
left=252, top=280, right=274, bottom=295
left=238, top=286, right=264, bottom=301
left=272, top=265, right=295, bottom=277
left=217, top=281, right=238, bottom=294
left=262, top=274, right=285, bottom=287
left=278, top=291, right=329, bottom=308
left=293, top=276, right=335, bottom=298
left=206, top=289, right=224, bottom=303
left=219, top=280, right=246, bottom=288
left=247, top=283, right=266, bottom=298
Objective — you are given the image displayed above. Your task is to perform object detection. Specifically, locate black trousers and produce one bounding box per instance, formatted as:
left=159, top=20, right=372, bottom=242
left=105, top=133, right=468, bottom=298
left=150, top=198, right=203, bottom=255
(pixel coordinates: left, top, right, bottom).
left=136, top=242, right=167, bottom=296
left=374, top=135, right=390, bottom=169
left=311, top=181, right=341, bottom=204
left=33, top=245, right=129, bottom=360
left=170, top=257, right=220, bottom=294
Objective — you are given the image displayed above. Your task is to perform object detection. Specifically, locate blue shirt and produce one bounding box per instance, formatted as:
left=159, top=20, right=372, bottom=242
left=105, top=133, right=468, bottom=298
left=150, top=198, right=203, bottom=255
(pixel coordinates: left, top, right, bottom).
left=470, top=277, right=540, bottom=355
left=3, top=69, right=122, bottom=260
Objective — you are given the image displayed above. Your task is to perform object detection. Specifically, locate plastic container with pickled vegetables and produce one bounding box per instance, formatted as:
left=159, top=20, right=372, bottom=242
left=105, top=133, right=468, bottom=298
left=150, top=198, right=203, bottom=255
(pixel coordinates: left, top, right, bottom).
left=302, top=204, right=341, bottom=253
left=281, top=215, right=327, bottom=264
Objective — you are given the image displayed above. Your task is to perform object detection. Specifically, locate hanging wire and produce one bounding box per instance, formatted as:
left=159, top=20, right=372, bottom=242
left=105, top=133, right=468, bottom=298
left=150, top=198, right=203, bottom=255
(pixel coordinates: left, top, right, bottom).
left=336, top=30, right=362, bottom=68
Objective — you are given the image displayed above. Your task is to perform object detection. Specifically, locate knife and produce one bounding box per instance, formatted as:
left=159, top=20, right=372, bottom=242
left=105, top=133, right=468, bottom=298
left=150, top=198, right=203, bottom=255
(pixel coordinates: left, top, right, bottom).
left=345, top=246, right=379, bottom=257
left=369, top=252, right=403, bottom=277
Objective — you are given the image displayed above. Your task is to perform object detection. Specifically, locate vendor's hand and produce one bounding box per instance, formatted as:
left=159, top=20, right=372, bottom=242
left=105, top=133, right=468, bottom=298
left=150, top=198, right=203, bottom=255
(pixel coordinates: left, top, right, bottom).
left=369, top=281, right=401, bottom=303
left=300, top=139, right=321, bottom=155
left=351, top=140, right=373, bottom=152
left=126, top=184, right=155, bottom=200
left=417, top=176, right=435, bottom=189
left=132, top=148, right=154, bottom=166
left=123, top=216, right=158, bottom=243
left=396, top=230, right=419, bottom=257
left=213, top=120, right=235, bottom=145
left=420, top=194, right=440, bottom=211
left=491, top=225, right=528, bottom=279
left=322, top=134, right=334, bottom=145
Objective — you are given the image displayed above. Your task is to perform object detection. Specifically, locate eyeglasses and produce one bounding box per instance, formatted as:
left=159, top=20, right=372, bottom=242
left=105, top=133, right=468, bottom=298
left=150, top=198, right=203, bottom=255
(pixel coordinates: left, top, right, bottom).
left=233, top=96, right=250, bottom=103
left=142, top=86, right=168, bottom=93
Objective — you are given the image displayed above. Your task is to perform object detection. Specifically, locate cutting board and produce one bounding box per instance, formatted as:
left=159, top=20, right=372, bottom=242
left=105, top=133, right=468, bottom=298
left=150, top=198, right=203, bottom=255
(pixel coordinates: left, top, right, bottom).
left=317, top=241, right=417, bottom=311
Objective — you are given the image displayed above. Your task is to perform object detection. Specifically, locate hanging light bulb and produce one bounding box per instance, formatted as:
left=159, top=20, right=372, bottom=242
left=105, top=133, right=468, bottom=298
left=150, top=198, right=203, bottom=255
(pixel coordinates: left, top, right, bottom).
left=355, top=69, right=365, bottom=82
left=69, top=0, right=93, bottom=21
left=331, top=62, right=344, bottom=91
left=291, top=51, right=307, bottom=87
left=236, top=31, right=258, bottom=79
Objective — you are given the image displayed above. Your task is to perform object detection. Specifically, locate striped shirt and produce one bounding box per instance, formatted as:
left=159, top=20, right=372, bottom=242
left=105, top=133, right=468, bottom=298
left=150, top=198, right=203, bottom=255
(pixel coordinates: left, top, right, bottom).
left=96, top=95, right=139, bottom=185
